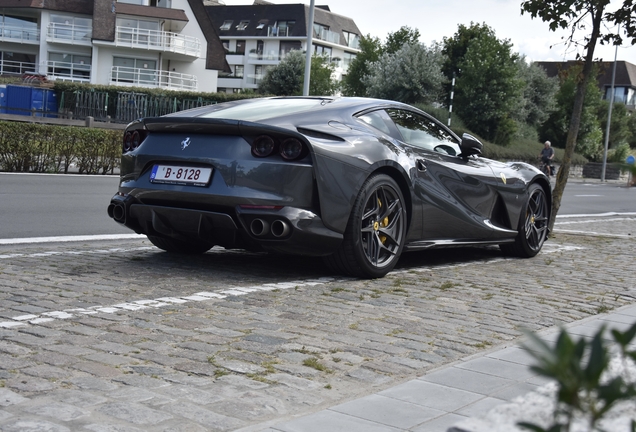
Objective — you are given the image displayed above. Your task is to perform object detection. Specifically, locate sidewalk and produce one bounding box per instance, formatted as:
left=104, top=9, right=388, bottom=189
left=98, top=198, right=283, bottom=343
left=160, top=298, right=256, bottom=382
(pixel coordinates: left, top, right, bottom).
left=249, top=304, right=636, bottom=432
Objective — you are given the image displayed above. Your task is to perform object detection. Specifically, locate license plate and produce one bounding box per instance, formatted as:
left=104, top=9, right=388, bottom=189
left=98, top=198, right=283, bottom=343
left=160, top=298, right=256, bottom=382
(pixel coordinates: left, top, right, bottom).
left=150, top=165, right=212, bottom=186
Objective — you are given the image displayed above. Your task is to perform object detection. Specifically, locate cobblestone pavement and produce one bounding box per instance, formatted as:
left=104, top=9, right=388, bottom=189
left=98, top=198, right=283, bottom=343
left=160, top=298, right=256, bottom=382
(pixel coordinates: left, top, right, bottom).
left=0, top=216, right=634, bottom=432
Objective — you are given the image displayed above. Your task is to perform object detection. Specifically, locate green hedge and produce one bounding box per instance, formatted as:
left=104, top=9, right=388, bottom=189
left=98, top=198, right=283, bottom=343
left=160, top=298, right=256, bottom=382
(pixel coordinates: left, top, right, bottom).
left=0, top=121, right=121, bottom=174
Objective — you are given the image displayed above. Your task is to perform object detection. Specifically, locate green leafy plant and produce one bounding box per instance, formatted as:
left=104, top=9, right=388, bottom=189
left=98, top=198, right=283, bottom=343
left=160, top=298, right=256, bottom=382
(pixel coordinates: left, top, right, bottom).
left=519, top=322, right=636, bottom=432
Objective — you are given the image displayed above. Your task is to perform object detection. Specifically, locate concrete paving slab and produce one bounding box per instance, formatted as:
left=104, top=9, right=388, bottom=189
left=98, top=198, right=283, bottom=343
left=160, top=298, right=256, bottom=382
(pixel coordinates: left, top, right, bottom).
left=453, top=357, right=537, bottom=381
left=271, top=410, right=402, bottom=432
left=378, top=380, right=482, bottom=412
left=411, top=413, right=468, bottom=432
left=329, top=394, right=444, bottom=429
left=419, top=367, right=514, bottom=395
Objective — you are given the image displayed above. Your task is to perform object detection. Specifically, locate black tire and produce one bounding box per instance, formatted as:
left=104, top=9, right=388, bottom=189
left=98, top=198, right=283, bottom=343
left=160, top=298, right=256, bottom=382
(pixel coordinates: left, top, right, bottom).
left=500, top=183, right=549, bottom=257
left=147, top=235, right=213, bottom=254
left=324, top=174, right=407, bottom=278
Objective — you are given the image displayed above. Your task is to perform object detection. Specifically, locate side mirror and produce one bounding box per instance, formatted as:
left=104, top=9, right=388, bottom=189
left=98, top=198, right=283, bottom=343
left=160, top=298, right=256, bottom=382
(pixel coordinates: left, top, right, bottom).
left=460, top=133, right=483, bottom=157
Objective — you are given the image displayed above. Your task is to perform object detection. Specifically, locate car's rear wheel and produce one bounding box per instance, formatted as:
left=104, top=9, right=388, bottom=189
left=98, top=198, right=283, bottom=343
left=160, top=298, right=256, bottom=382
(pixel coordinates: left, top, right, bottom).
left=147, top=235, right=213, bottom=254
left=500, top=183, right=549, bottom=257
left=324, top=174, right=406, bottom=278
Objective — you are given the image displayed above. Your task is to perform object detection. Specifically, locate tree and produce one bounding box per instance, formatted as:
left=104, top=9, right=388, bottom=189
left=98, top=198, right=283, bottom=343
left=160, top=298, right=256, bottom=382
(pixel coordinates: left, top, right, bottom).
left=258, top=50, right=304, bottom=96
left=384, top=26, right=421, bottom=55
left=521, top=0, right=636, bottom=231
left=341, top=34, right=382, bottom=97
left=363, top=42, right=446, bottom=105
left=514, top=60, right=559, bottom=130
left=448, top=26, right=524, bottom=145
left=538, top=63, right=603, bottom=160
left=308, top=55, right=339, bottom=96
left=258, top=50, right=338, bottom=96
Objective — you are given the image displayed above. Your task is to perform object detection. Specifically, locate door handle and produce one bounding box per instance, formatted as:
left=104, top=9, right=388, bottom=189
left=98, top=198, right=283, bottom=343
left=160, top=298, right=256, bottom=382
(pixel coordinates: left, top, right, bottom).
left=416, top=159, right=427, bottom=172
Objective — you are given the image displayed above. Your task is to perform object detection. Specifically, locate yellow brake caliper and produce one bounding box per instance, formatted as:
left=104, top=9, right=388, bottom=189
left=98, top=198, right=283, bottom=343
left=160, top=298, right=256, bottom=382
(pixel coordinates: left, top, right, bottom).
left=376, top=197, right=388, bottom=244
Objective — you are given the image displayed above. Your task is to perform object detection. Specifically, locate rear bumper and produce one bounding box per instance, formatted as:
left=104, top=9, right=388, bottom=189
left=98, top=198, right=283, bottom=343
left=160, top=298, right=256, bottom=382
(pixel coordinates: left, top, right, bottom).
left=108, top=194, right=343, bottom=256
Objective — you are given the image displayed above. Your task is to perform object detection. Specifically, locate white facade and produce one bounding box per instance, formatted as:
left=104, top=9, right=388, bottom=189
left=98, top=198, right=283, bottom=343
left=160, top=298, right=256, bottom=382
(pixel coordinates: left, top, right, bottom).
left=215, top=15, right=360, bottom=93
left=0, top=0, right=219, bottom=92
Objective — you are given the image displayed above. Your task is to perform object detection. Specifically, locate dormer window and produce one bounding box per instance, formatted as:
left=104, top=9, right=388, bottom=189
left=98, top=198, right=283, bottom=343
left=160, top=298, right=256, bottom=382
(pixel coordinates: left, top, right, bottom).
left=236, top=20, right=249, bottom=30
left=220, top=20, right=232, bottom=31
left=256, top=20, right=267, bottom=30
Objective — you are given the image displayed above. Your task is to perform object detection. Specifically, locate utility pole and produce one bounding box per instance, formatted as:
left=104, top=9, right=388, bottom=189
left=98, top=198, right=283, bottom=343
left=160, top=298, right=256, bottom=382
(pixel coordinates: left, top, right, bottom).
left=601, top=28, right=620, bottom=182
left=302, top=0, right=315, bottom=96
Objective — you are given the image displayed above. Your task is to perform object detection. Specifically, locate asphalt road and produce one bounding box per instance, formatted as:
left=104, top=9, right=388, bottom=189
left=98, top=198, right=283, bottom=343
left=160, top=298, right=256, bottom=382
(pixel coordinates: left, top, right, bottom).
left=0, top=172, right=634, bottom=239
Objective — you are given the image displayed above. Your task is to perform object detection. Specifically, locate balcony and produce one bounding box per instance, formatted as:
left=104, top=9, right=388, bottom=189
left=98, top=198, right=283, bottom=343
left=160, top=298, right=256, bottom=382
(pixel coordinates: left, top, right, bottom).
left=0, top=59, right=37, bottom=75
left=44, top=61, right=91, bottom=82
left=267, top=27, right=292, bottom=37
left=314, top=28, right=340, bottom=45
left=114, top=27, right=201, bottom=59
left=247, top=51, right=286, bottom=63
left=0, top=23, right=40, bottom=44
left=46, top=23, right=92, bottom=46
left=110, top=66, right=197, bottom=91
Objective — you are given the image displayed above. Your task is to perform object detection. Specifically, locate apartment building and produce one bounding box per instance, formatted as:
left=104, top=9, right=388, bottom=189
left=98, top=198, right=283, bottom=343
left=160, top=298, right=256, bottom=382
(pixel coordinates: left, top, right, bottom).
left=537, top=60, right=636, bottom=111
left=206, top=1, right=361, bottom=93
left=0, top=0, right=229, bottom=92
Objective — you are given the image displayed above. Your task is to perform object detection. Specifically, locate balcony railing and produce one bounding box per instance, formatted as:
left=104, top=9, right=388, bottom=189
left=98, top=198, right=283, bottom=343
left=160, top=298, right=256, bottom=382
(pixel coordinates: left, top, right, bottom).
left=115, top=26, right=201, bottom=57
left=44, top=61, right=91, bottom=82
left=110, top=66, right=197, bottom=91
left=246, top=75, right=263, bottom=85
left=267, top=26, right=292, bottom=37
left=46, top=23, right=92, bottom=45
left=0, top=59, right=37, bottom=75
left=0, top=23, right=40, bottom=44
left=314, top=28, right=340, bottom=45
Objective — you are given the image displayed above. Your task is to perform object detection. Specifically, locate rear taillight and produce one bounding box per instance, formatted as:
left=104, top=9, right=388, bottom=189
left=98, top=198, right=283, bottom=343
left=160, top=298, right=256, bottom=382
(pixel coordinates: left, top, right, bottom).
left=280, top=138, right=305, bottom=160
left=250, top=135, right=307, bottom=161
left=122, top=130, right=147, bottom=153
left=251, top=135, right=276, bottom=157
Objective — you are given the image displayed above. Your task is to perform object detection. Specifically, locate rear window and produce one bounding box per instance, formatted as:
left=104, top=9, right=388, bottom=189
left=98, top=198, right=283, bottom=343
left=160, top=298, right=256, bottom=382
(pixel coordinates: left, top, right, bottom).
left=199, top=98, right=326, bottom=122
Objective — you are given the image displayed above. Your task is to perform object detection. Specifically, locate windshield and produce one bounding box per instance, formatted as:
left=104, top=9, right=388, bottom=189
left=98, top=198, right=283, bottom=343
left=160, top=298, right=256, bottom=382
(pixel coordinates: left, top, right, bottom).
left=198, top=98, right=327, bottom=122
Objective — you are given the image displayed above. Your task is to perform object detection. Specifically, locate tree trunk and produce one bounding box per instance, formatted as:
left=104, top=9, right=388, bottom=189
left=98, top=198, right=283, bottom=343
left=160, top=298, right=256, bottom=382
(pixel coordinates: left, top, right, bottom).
left=548, top=6, right=604, bottom=233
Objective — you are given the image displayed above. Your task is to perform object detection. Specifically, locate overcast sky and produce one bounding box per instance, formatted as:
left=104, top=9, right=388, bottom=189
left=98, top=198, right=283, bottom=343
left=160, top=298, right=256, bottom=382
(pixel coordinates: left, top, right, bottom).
left=221, top=0, right=636, bottom=64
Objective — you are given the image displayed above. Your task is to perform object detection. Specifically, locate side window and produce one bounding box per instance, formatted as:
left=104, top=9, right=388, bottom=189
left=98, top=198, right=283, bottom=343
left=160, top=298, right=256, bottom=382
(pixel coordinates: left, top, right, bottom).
left=357, top=110, right=392, bottom=135
left=387, top=109, right=460, bottom=156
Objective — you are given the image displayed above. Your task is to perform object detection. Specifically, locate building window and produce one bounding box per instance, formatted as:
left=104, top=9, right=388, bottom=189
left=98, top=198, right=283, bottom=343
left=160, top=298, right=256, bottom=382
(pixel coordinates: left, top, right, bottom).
left=48, top=52, right=91, bottom=79
left=0, top=13, right=39, bottom=41
left=220, top=20, right=232, bottom=31
left=256, top=20, right=267, bottom=30
left=280, top=41, right=301, bottom=56
left=235, top=65, right=244, bottom=78
left=313, top=44, right=332, bottom=60
left=236, top=40, right=246, bottom=55
left=50, top=14, right=92, bottom=41
left=313, top=23, right=328, bottom=38
left=343, top=31, right=359, bottom=49
left=343, top=52, right=356, bottom=69
left=236, top=20, right=249, bottom=30
left=0, top=51, right=36, bottom=75
left=112, top=56, right=157, bottom=84
left=116, top=18, right=160, bottom=46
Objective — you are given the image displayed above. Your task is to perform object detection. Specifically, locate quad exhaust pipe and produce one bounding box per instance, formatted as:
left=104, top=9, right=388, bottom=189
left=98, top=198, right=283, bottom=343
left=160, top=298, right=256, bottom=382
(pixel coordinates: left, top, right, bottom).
left=249, top=218, right=290, bottom=238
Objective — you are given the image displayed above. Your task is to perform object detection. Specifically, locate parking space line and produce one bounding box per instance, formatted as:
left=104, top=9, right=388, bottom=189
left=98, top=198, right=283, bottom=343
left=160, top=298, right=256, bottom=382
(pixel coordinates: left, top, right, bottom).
left=0, top=244, right=584, bottom=330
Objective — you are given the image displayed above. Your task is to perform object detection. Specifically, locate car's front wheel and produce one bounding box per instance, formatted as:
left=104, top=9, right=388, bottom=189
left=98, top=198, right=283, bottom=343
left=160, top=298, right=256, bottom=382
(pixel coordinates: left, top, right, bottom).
left=324, top=174, right=407, bottom=278
left=147, top=236, right=213, bottom=255
left=500, top=183, right=549, bottom=257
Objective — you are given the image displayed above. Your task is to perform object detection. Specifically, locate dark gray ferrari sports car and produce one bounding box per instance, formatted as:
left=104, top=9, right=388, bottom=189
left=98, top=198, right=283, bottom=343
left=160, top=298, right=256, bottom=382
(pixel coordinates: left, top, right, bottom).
left=108, top=97, right=551, bottom=278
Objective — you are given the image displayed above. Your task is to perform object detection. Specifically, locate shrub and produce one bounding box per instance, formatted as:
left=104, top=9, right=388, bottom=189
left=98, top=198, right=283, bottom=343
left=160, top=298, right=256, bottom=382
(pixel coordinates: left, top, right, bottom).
left=0, top=121, right=121, bottom=174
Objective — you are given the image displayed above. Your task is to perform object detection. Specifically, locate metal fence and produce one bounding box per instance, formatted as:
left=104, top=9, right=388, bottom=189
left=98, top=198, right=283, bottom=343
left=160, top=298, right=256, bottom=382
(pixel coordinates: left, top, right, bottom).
left=57, top=90, right=217, bottom=123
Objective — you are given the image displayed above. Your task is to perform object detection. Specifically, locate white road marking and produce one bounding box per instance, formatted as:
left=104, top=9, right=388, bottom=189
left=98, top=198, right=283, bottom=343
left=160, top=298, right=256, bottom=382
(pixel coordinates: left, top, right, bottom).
left=555, top=217, right=636, bottom=225
left=0, top=246, right=153, bottom=260
left=0, top=234, right=144, bottom=245
left=574, top=194, right=602, bottom=197
left=0, top=277, right=340, bottom=329
left=552, top=229, right=631, bottom=238
left=557, top=212, right=636, bottom=218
